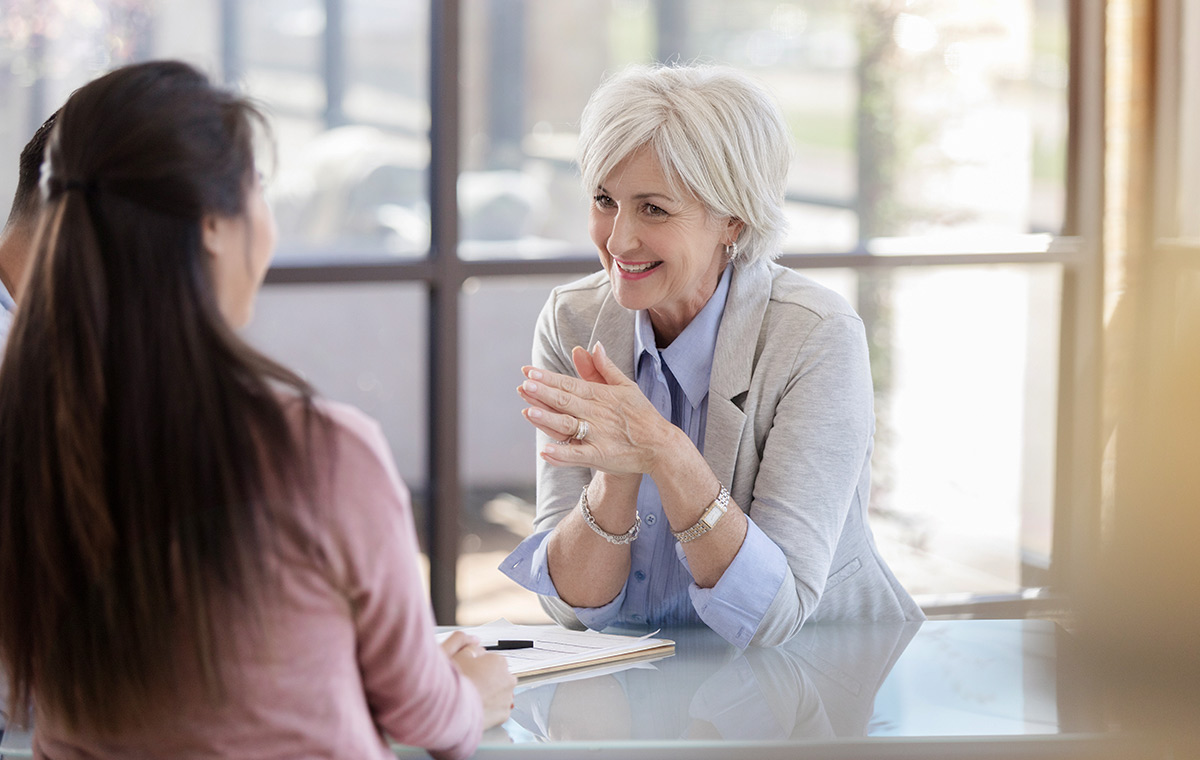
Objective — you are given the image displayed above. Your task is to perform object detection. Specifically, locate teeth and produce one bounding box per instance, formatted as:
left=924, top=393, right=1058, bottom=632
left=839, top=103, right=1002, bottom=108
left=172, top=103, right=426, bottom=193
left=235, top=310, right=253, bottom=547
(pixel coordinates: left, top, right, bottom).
left=617, top=260, right=659, bottom=273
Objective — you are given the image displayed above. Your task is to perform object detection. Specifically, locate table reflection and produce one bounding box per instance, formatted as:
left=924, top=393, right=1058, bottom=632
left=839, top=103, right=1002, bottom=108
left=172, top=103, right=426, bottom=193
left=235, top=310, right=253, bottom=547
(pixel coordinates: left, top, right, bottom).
left=505, top=622, right=920, bottom=744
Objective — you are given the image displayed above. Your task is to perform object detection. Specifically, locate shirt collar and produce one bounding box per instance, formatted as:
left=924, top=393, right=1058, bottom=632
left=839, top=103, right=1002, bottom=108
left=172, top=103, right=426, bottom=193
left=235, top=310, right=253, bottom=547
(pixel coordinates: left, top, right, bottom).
left=633, top=265, right=733, bottom=409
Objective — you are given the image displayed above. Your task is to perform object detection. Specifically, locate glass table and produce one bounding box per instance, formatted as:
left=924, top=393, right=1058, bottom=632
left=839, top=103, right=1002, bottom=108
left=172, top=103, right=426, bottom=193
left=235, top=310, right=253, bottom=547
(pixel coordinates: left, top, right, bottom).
left=398, top=618, right=1151, bottom=759
left=0, top=619, right=1163, bottom=759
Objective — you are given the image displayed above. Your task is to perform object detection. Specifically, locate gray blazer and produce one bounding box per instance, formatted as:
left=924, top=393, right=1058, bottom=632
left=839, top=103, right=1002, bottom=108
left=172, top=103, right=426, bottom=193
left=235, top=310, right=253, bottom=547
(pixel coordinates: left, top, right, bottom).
left=531, top=258, right=923, bottom=646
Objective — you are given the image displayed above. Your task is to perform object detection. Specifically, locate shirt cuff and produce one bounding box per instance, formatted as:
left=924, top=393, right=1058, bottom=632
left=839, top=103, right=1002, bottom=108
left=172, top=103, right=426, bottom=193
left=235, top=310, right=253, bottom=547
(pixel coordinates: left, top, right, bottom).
left=499, top=530, right=628, bottom=630
left=681, top=518, right=788, bottom=648
left=499, top=529, right=558, bottom=595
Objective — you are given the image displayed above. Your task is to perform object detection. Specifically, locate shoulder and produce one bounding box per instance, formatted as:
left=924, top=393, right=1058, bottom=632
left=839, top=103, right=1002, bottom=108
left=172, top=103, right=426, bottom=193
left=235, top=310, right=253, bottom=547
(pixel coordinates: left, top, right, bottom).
left=545, top=269, right=610, bottom=312
left=762, top=261, right=861, bottom=324
left=281, top=397, right=413, bottom=554
left=536, top=268, right=610, bottom=340
left=277, top=395, right=401, bottom=495
left=728, top=262, right=868, bottom=371
left=277, top=394, right=386, bottom=451
left=310, top=397, right=385, bottom=444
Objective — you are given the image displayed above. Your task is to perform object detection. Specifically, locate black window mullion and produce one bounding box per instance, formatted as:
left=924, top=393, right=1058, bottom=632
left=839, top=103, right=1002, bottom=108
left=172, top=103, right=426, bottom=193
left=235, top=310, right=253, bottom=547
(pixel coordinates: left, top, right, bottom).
left=428, top=0, right=463, bottom=624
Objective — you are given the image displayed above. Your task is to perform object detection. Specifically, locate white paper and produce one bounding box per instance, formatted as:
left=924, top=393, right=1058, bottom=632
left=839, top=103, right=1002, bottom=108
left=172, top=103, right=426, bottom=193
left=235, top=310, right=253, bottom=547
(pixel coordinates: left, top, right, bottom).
left=436, top=619, right=673, bottom=678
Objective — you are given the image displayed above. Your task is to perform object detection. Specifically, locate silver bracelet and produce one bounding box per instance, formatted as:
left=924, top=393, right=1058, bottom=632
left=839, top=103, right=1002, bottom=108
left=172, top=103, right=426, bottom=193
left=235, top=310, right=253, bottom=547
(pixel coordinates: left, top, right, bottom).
left=578, top=486, right=640, bottom=545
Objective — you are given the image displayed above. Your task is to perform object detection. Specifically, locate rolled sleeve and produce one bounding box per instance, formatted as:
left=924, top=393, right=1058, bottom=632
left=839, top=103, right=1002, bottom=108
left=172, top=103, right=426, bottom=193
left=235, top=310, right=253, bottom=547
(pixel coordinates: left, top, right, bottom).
left=499, top=531, right=628, bottom=631
left=683, top=518, right=788, bottom=648
left=499, top=530, right=558, bottom=597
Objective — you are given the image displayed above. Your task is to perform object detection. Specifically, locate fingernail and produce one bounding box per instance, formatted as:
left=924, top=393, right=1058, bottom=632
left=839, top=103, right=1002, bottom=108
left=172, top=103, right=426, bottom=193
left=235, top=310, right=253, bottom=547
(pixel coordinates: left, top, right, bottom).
left=542, top=445, right=557, bottom=456
left=528, top=369, right=543, bottom=380
left=523, top=380, right=538, bottom=392
left=528, top=408, right=542, bottom=419
left=595, top=341, right=607, bottom=359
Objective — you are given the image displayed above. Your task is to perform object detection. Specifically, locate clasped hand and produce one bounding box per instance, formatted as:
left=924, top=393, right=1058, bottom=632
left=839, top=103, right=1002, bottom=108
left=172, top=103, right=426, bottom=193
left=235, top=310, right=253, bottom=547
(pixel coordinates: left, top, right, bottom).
left=518, top=342, right=675, bottom=477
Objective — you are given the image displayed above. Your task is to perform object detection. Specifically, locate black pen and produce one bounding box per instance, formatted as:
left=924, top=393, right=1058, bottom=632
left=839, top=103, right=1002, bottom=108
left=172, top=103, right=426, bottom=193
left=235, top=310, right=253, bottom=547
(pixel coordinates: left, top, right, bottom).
left=484, top=639, right=535, bottom=651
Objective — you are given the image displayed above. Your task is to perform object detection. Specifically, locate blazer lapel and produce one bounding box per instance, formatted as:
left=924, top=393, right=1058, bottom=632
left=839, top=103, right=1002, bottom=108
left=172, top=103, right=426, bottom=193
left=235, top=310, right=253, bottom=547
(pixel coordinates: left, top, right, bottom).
left=703, top=260, right=772, bottom=491
left=589, top=291, right=637, bottom=380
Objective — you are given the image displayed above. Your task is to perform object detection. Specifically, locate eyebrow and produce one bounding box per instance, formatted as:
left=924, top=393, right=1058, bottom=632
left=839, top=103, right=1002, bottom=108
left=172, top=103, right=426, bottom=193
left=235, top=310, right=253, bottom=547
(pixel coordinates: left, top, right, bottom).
left=595, top=185, right=677, bottom=204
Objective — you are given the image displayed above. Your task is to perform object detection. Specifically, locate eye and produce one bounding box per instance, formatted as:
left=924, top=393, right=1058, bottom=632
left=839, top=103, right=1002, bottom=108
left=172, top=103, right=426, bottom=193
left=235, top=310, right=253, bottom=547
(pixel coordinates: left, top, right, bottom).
left=642, top=203, right=668, bottom=217
left=593, top=193, right=616, bottom=210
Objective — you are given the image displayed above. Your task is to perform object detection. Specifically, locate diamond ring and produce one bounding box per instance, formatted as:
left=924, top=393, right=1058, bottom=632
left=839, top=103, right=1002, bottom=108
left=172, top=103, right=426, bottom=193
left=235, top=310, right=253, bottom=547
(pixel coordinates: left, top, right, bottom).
left=573, top=419, right=590, bottom=442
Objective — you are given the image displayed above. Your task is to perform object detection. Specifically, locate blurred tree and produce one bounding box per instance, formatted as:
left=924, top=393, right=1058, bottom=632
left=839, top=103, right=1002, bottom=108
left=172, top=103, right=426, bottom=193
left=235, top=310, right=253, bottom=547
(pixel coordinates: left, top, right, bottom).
left=854, top=0, right=904, bottom=514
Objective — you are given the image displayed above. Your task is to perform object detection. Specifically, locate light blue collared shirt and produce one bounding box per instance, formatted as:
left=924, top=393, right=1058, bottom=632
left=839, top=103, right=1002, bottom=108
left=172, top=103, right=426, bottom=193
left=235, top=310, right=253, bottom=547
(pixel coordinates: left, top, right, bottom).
left=503, top=265, right=790, bottom=648
left=0, top=283, right=13, bottom=353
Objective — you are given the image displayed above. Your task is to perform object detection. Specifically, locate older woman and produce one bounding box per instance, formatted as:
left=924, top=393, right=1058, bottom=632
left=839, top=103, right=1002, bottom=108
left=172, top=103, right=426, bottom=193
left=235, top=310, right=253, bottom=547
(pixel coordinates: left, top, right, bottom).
left=502, top=64, right=922, bottom=648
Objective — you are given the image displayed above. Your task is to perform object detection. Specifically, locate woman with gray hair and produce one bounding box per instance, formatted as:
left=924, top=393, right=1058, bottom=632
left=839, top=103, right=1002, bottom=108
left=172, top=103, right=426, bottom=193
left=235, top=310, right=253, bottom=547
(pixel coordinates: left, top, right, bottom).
left=502, top=64, right=922, bottom=648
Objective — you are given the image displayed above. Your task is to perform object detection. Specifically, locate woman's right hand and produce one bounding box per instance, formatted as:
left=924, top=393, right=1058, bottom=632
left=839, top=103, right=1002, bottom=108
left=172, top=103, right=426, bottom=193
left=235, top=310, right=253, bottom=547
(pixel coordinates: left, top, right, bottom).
left=450, top=644, right=517, bottom=729
left=518, top=342, right=680, bottom=479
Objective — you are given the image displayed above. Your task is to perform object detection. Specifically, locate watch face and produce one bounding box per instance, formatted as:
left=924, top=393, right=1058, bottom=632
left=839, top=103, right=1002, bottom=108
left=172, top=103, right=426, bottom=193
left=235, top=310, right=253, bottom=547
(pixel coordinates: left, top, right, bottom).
left=702, top=508, right=721, bottom=528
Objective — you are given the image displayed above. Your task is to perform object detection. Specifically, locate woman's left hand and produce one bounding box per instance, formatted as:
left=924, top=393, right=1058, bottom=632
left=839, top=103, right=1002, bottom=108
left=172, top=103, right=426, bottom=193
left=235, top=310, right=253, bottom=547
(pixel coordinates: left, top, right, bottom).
left=518, top=342, right=678, bottom=477
left=439, top=630, right=483, bottom=660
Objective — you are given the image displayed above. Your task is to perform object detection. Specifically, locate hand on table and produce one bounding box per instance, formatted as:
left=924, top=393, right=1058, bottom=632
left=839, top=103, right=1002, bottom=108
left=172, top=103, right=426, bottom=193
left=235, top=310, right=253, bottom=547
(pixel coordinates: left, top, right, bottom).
left=441, top=631, right=517, bottom=729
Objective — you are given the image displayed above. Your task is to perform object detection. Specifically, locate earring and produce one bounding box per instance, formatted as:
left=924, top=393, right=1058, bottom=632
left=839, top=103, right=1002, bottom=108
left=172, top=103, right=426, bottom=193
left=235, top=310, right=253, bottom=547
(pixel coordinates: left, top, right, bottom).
left=725, top=241, right=739, bottom=260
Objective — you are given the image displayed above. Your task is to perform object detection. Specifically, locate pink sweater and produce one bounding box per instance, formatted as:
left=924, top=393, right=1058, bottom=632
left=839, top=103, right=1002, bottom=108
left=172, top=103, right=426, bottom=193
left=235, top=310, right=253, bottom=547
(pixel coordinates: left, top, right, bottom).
left=33, top=400, right=482, bottom=760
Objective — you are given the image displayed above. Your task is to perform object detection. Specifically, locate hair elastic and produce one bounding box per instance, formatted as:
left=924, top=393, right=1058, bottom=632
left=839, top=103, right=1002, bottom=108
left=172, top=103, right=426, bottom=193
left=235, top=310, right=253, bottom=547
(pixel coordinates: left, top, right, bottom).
left=63, top=179, right=96, bottom=194
left=46, top=176, right=97, bottom=199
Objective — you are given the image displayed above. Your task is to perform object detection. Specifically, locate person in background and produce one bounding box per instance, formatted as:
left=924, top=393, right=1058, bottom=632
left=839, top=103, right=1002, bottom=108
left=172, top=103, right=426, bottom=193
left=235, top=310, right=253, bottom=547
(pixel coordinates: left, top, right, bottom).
left=0, top=112, right=58, bottom=350
left=0, top=60, right=513, bottom=760
left=504, top=63, right=923, bottom=648
left=0, top=112, right=59, bottom=746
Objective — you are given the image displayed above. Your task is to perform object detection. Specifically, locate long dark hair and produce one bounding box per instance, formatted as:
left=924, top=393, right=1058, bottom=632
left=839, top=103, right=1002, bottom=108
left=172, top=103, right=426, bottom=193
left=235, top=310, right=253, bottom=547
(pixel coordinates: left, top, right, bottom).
left=0, top=60, right=319, bottom=733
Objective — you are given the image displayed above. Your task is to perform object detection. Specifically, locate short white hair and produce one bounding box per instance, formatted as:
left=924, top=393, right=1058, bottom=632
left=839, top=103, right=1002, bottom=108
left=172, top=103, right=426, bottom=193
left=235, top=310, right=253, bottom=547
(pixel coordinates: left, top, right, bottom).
left=578, top=63, right=791, bottom=265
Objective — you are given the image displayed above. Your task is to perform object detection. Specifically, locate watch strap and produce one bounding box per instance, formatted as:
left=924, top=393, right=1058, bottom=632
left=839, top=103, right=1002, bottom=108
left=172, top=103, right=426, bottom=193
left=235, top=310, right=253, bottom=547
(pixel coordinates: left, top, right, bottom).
left=672, top=485, right=730, bottom=543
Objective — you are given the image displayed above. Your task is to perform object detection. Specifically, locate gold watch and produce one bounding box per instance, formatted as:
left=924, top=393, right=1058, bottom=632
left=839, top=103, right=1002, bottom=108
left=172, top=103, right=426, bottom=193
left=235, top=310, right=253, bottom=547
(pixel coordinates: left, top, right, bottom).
left=672, top=485, right=730, bottom=543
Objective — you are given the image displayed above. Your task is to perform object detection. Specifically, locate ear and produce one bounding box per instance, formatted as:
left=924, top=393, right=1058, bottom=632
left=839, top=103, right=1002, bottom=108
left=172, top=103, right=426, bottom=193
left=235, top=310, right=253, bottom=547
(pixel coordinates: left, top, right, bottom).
left=200, top=213, right=234, bottom=260
left=724, top=217, right=745, bottom=246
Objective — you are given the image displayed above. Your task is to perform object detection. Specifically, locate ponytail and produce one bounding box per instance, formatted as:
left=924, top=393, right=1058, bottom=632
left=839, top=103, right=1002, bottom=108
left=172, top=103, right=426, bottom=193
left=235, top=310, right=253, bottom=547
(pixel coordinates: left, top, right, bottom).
left=0, top=60, right=323, bottom=734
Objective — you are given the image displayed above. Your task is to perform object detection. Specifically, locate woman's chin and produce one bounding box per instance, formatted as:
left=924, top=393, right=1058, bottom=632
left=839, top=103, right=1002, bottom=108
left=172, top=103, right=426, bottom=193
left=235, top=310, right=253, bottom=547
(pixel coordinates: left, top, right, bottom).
left=609, top=288, right=651, bottom=314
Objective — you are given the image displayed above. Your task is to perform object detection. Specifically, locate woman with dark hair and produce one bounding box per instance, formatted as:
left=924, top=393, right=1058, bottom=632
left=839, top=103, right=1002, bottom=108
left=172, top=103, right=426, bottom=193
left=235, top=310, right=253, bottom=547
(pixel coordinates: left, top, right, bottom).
left=0, top=60, right=513, bottom=759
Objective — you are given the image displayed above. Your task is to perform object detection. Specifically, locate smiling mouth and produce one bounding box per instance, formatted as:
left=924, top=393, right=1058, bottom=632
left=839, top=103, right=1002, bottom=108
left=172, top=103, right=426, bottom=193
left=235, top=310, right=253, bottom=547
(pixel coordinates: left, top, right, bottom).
left=615, top=260, right=662, bottom=274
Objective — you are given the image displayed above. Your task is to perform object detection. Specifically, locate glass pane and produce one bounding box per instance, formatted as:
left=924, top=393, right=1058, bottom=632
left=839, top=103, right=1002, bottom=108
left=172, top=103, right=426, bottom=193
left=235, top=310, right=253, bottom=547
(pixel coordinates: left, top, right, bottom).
left=0, top=2, right=160, bottom=211
left=460, top=0, right=1068, bottom=258
left=832, top=263, right=1062, bottom=595
left=243, top=282, right=430, bottom=531
left=459, top=275, right=566, bottom=625
left=0, top=1, right=430, bottom=263
left=245, top=0, right=431, bottom=262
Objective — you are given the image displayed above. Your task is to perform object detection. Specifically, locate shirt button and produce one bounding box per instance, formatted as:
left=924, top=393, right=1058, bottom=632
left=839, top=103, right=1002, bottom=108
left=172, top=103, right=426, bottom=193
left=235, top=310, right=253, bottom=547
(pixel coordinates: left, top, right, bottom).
left=634, top=570, right=646, bottom=582
left=645, top=514, right=657, bottom=525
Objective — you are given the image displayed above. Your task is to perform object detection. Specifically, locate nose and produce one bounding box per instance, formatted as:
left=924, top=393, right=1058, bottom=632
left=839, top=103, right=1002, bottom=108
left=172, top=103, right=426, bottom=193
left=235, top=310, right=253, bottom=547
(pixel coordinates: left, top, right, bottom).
left=607, top=207, right=637, bottom=256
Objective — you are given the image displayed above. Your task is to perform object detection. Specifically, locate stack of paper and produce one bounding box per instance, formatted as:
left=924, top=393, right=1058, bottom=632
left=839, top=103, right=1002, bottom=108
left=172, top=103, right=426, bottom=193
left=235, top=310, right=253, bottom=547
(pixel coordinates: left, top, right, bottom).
left=437, top=620, right=675, bottom=681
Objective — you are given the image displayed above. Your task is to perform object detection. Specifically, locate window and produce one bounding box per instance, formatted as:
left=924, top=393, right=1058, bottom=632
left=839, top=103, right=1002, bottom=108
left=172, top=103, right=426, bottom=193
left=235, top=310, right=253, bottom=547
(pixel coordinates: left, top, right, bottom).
left=0, top=0, right=1093, bottom=623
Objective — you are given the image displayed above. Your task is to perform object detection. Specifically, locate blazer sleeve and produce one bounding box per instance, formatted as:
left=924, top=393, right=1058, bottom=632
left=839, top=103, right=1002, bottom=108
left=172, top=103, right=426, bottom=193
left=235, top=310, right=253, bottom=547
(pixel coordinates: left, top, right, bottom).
left=743, top=311, right=879, bottom=646
left=525, top=289, right=598, bottom=628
